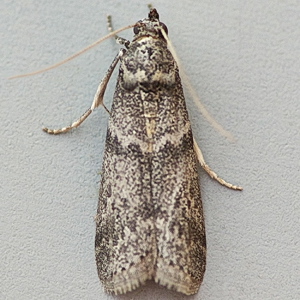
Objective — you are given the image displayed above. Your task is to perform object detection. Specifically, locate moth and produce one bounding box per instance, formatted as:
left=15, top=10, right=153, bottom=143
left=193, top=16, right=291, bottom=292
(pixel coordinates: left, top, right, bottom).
left=16, top=7, right=242, bottom=296
left=93, top=9, right=208, bottom=295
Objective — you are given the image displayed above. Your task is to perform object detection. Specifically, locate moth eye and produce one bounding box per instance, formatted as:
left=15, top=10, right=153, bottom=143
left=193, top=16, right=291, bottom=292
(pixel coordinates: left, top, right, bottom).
left=133, top=20, right=143, bottom=35
left=160, top=22, right=168, bottom=35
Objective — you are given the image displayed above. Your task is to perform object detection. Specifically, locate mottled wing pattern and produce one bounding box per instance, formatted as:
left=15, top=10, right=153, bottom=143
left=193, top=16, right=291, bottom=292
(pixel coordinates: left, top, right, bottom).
left=95, top=67, right=158, bottom=294
left=152, top=68, right=206, bottom=295
left=95, top=10, right=206, bottom=296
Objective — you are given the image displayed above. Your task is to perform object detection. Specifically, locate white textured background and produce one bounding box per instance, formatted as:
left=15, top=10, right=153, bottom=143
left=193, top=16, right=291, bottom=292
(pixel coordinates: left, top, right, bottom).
left=1, top=1, right=299, bottom=300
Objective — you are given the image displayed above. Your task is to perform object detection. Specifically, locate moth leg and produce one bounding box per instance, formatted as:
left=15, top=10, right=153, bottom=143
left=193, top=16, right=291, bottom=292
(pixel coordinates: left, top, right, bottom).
left=193, top=138, right=243, bottom=191
left=107, top=15, right=131, bottom=48
left=43, top=49, right=125, bottom=135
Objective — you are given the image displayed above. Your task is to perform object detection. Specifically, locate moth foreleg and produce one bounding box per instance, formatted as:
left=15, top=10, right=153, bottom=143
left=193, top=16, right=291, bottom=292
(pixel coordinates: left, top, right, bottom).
left=43, top=49, right=125, bottom=135
left=193, top=138, right=243, bottom=191
left=106, top=15, right=130, bottom=48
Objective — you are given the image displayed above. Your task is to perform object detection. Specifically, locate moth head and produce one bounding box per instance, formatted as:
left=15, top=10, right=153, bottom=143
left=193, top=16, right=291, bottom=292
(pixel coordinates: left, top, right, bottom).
left=133, top=8, right=168, bottom=41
